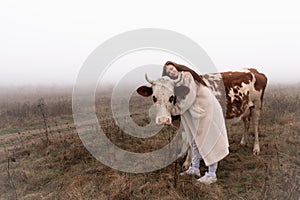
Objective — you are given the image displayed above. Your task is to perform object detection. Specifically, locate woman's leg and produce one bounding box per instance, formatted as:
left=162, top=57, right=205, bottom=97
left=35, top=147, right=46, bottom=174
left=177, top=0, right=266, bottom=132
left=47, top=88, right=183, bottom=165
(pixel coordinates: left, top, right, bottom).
left=198, top=162, right=218, bottom=185
left=191, top=139, right=200, bottom=169
left=208, top=162, right=218, bottom=176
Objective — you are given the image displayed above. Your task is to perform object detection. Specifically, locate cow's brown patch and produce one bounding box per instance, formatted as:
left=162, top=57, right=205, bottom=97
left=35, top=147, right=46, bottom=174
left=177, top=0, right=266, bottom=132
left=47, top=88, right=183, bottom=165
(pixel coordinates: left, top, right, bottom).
left=248, top=68, right=267, bottom=91
left=220, top=71, right=252, bottom=119
left=221, top=71, right=253, bottom=89
left=248, top=68, right=268, bottom=103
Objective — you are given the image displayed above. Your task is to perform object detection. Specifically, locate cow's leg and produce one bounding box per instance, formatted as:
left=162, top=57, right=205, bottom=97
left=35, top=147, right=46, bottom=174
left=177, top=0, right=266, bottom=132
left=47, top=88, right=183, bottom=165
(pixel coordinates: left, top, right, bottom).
left=252, top=108, right=261, bottom=155
left=240, top=114, right=250, bottom=146
left=180, top=130, right=192, bottom=169
left=183, top=146, right=192, bottom=169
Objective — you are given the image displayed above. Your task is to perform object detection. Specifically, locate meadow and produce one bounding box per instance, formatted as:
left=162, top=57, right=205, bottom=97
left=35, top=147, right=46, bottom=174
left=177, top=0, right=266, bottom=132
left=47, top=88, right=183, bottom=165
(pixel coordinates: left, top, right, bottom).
left=0, top=84, right=299, bottom=200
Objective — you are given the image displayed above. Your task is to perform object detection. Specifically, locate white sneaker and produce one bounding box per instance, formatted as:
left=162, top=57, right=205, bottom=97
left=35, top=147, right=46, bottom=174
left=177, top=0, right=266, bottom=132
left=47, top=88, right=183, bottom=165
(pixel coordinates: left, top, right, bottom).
left=198, top=172, right=217, bottom=185
left=180, top=167, right=200, bottom=177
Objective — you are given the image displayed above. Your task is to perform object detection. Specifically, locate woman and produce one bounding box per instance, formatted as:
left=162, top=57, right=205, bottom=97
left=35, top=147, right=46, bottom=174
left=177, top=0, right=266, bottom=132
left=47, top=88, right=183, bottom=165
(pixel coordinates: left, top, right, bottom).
left=162, top=61, right=229, bottom=185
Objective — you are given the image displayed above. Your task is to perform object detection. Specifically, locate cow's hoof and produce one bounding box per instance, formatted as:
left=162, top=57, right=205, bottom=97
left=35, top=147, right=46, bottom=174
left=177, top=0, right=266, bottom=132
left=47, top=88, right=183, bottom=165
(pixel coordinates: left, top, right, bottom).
left=240, top=135, right=247, bottom=146
left=182, top=161, right=190, bottom=170
left=253, top=149, right=260, bottom=155
left=253, top=144, right=260, bottom=155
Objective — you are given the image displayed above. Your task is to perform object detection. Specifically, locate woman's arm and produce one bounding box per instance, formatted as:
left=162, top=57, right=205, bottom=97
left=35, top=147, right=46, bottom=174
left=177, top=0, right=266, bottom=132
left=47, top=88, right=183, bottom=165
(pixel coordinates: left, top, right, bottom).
left=171, top=72, right=197, bottom=115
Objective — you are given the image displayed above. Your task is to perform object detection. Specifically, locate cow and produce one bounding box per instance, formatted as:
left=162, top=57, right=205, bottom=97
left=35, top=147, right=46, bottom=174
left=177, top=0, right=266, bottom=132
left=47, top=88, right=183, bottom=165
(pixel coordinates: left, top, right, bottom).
left=202, top=68, right=267, bottom=155
left=136, top=68, right=267, bottom=168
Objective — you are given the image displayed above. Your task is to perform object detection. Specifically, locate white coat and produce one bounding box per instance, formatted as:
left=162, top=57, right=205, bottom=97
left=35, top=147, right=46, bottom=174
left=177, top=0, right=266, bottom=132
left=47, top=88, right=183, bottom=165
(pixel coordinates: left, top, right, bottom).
left=171, top=71, right=229, bottom=166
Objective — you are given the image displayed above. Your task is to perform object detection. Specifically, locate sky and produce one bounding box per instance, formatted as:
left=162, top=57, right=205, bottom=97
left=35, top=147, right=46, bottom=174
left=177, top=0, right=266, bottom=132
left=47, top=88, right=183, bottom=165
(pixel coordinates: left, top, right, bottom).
left=1, top=0, right=300, bottom=86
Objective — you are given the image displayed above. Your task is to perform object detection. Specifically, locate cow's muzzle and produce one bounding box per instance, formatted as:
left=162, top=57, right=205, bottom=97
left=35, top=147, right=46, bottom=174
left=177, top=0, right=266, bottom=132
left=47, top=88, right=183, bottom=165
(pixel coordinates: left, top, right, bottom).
left=156, top=116, right=172, bottom=125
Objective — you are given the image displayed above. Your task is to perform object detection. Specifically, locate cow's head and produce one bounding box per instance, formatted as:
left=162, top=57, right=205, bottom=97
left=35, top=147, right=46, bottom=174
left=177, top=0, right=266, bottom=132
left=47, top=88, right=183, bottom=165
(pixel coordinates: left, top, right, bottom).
left=136, top=73, right=189, bottom=125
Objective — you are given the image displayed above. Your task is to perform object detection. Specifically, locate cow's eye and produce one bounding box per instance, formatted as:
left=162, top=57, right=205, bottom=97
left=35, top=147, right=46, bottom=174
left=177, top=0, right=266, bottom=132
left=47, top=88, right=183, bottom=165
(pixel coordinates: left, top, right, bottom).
left=169, top=95, right=174, bottom=103
left=153, top=96, right=157, bottom=103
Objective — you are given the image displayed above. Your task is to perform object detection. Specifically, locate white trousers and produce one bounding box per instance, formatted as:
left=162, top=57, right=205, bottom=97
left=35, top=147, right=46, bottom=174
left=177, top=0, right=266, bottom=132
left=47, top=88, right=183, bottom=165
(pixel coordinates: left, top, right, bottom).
left=191, top=139, right=218, bottom=174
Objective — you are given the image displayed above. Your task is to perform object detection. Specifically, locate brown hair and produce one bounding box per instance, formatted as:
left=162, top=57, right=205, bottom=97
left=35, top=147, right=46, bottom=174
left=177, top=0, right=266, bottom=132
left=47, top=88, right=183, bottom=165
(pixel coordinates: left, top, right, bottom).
left=162, top=61, right=207, bottom=86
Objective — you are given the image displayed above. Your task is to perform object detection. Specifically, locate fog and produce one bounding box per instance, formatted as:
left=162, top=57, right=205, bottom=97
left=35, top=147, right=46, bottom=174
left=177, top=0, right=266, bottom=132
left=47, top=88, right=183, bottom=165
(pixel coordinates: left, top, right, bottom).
left=1, top=1, right=299, bottom=87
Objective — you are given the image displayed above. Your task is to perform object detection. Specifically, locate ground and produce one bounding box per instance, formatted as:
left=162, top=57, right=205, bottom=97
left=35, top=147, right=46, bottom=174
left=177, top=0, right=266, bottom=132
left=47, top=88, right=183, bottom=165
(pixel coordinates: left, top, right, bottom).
left=0, top=84, right=299, bottom=200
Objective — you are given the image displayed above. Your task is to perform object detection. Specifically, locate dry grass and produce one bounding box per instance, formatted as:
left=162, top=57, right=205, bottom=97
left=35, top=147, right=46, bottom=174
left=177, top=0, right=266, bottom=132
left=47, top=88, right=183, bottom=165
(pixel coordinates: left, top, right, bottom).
left=0, top=84, right=299, bottom=200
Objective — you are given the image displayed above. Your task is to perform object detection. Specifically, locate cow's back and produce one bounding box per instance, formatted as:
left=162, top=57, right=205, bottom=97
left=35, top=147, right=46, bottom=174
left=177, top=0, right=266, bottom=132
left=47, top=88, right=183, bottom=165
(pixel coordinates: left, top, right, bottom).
left=203, top=69, right=267, bottom=122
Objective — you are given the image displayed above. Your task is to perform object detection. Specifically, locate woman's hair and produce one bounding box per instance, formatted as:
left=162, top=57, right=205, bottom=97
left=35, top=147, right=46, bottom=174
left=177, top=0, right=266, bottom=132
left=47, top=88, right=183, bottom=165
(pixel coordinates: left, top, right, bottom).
left=162, top=61, right=207, bottom=86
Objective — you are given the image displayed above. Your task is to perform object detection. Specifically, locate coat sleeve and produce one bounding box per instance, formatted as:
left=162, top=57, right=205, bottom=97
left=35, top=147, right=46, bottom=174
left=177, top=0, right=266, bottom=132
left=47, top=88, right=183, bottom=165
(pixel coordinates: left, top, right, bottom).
left=171, top=72, right=197, bottom=115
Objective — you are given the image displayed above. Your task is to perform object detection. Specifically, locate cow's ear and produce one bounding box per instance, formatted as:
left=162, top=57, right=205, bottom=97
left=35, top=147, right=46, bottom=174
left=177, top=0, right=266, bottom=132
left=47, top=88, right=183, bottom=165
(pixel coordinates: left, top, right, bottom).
left=137, top=86, right=153, bottom=97
left=174, top=86, right=190, bottom=98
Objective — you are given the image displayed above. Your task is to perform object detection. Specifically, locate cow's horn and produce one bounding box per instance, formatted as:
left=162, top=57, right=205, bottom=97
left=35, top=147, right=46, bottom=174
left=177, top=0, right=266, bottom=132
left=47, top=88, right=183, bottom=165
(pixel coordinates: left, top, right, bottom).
left=173, top=72, right=182, bottom=84
left=145, top=73, right=154, bottom=84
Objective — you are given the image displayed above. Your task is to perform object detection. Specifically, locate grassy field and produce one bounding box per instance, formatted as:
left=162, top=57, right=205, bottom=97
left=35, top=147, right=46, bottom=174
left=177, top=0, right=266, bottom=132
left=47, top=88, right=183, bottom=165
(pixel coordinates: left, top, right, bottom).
left=0, top=84, right=299, bottom=200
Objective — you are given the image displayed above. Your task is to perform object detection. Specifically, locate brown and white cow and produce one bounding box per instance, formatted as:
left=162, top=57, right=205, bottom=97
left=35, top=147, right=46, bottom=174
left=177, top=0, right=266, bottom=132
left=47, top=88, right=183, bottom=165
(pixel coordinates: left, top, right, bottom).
left=137, top=68, right=267, bottom=160
left=203, top=68, right=267, bottom=155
